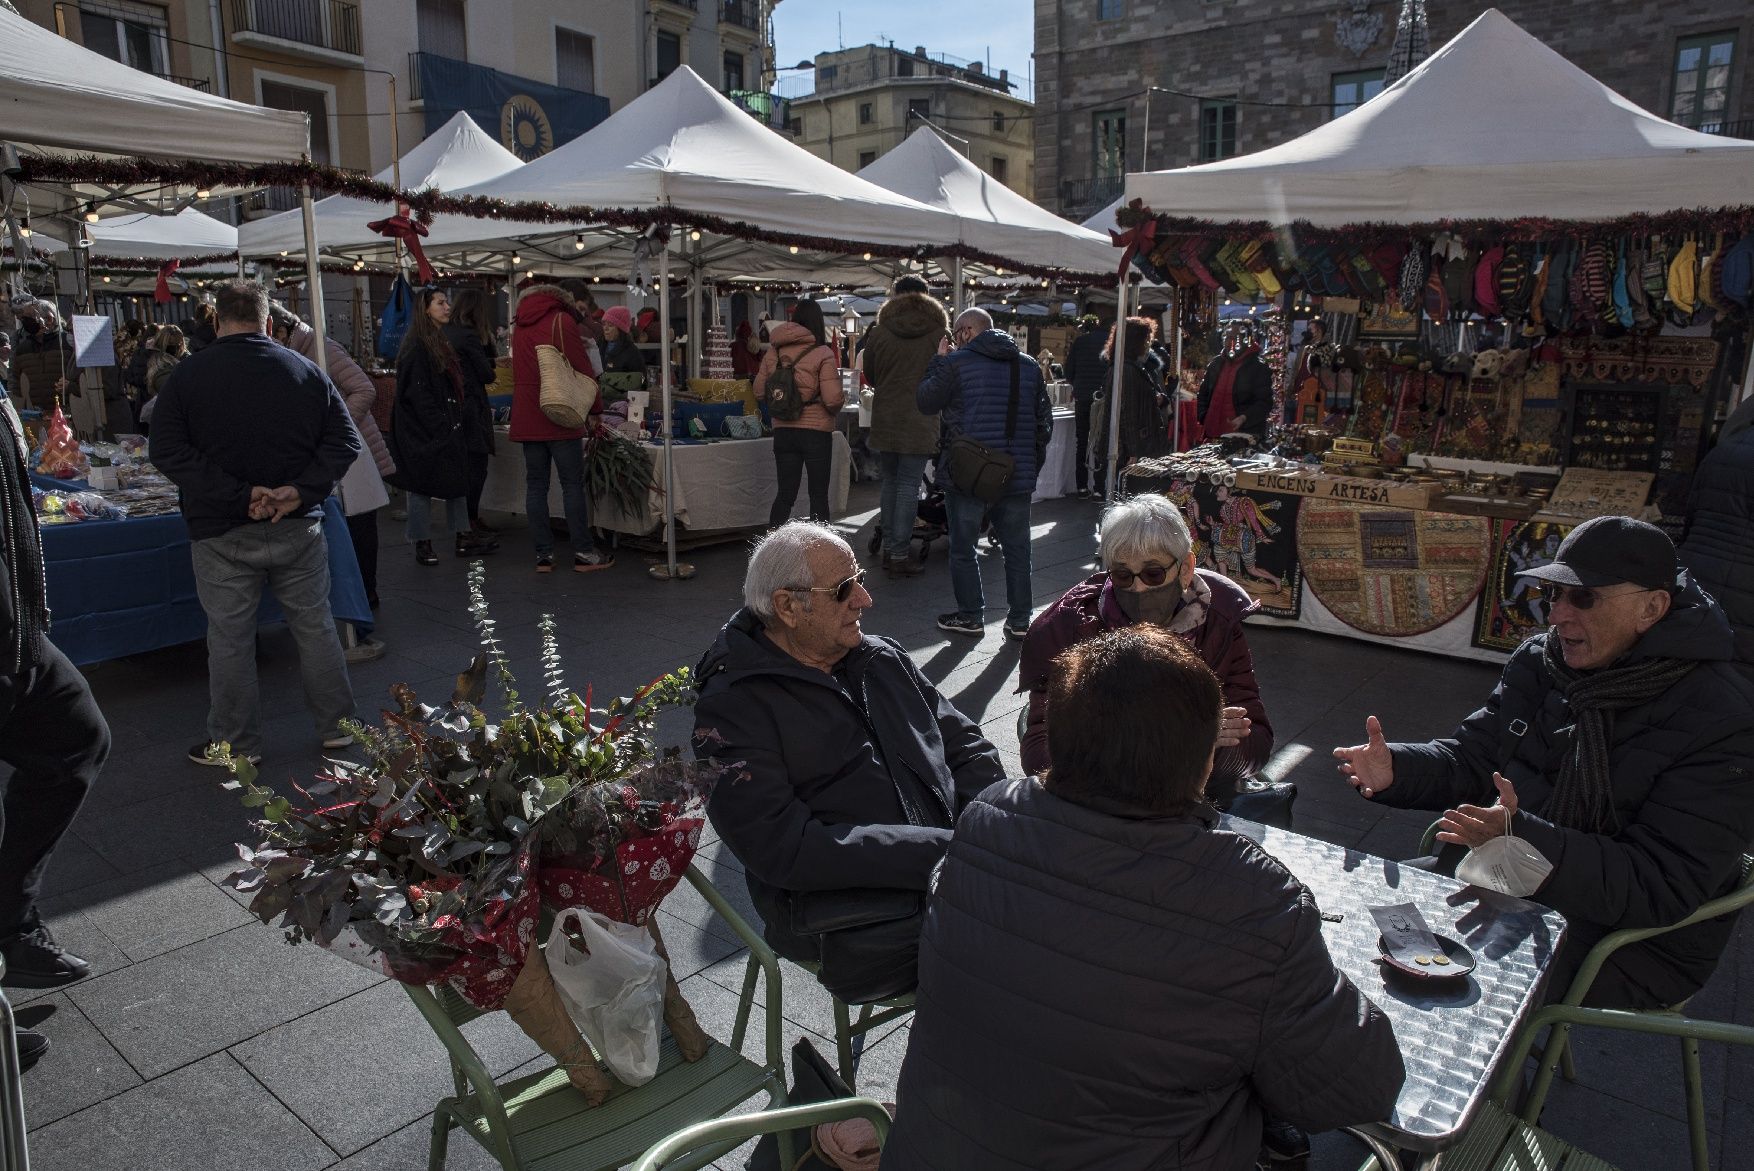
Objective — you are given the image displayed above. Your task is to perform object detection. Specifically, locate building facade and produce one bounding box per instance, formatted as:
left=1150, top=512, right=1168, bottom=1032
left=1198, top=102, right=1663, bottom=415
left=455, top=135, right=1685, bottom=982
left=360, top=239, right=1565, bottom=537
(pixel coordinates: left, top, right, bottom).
left=784, top=43, right=1035, bottom=196
left=16, top=0, right=782, bottom=199
left=1036, top=0, right=1754, bottom=223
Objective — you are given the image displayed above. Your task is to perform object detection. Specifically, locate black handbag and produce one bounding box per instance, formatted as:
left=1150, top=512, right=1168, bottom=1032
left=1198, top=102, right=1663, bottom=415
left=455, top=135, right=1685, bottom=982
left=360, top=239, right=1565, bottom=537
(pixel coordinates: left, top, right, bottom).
left=788, top=888, right=924, bottom=1006
left=945, top=356, right=1020, bottom=504
left=747, top=1038, right=856, bottom=1171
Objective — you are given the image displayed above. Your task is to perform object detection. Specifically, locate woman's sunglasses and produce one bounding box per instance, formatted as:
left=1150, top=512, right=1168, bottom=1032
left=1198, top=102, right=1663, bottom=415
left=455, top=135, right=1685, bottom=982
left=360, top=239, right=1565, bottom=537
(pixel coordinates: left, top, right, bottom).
left=1109, top=564, right=1172, bottom=589
left=788, top=569, right=868, bottom=605
left=1539, top=583, right=1652, bottom=610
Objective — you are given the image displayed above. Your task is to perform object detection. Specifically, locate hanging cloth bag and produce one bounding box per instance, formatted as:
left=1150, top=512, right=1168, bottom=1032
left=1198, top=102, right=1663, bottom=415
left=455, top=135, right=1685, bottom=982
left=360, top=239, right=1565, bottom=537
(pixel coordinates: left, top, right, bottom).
left=376, top=275, right=414, bottom=363
left=535, top=316, right=599, bottom=428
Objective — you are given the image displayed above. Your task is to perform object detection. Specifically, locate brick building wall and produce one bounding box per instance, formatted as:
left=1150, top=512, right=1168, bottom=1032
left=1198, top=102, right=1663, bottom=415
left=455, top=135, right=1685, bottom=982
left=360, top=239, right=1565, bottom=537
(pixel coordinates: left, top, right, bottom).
left=1037, top=0, right=1754, bottom=221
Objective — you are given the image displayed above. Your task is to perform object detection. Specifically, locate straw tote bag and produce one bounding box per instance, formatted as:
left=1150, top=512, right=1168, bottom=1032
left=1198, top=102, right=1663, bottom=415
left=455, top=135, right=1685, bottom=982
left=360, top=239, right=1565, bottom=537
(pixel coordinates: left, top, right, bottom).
left=535, top=317, right=598, bottom=428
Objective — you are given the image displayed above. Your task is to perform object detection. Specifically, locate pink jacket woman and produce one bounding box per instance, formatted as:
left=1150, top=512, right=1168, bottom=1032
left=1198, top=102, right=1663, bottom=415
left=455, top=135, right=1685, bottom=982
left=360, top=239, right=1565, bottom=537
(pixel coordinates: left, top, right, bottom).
left=754, top=320, right=843, bottom=429
left=287, top=320, right=394, bottom=477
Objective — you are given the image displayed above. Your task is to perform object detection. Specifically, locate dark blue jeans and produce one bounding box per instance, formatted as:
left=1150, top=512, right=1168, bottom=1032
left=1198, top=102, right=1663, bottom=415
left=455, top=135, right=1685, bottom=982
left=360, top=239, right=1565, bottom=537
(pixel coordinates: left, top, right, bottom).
left=945, top=487, right=1033, bottom=626
left=521, top=439, right=598, bottom=556
left=877, top=451, right=931, bottom=559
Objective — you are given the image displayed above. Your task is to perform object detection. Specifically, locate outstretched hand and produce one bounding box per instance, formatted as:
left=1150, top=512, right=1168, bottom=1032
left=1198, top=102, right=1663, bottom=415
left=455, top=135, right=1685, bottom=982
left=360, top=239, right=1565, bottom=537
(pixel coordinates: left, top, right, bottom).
left=1333, top=715, right=1395, bottom=799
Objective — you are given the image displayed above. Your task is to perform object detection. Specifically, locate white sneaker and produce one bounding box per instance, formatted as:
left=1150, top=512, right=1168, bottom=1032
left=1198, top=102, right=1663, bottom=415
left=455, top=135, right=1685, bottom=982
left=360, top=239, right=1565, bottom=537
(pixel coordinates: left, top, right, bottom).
left=321, top=732, right=355, bottom=750
left=344, top=637, right=386, bottom=664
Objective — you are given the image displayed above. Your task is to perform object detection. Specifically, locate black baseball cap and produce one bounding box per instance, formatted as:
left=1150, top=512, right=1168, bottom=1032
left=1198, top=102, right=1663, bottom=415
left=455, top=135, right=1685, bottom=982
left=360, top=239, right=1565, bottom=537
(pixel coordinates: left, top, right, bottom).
left=1517, top=515, right=1680, bottom=591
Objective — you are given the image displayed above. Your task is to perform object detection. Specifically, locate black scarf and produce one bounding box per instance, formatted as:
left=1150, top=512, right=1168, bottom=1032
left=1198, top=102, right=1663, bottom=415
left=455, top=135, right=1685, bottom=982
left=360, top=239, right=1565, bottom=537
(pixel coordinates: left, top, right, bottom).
left=1541, top=633, right=1695, bottom=832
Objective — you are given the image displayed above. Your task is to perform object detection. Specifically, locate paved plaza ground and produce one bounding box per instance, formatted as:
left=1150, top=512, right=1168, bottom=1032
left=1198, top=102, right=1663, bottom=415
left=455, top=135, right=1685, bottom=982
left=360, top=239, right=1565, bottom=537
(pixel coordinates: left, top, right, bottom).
left=11, top=486, right=1752, bottom=1171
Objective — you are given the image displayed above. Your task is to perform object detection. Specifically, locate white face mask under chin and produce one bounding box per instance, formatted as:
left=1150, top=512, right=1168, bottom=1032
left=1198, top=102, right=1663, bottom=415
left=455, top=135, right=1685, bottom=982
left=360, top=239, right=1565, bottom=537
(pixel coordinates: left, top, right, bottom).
left=1456, top=813, right=1554, bottom=897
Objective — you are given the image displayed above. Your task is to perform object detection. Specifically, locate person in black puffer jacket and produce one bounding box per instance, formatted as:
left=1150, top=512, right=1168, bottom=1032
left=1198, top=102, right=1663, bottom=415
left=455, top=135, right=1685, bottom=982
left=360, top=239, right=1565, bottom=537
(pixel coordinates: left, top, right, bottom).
left=883, top=626, right=1403, bottom=1171
left=1337, top=516, right=1754, bottom=1010
left=693, top=522, right=1004, bottom=1000
left=1679, top=396, right=1754, bottom=682
left=1061, top=314, right=1107, bottom=496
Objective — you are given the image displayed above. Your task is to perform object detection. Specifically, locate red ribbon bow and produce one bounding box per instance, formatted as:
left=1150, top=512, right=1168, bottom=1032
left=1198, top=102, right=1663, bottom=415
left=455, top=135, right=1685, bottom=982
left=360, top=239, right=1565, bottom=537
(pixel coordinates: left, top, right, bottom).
left=1109, top=201, right=1158, bottom=282
left=366, top=201, right=434, bottom=284
left=154, top=259, right=180, bottom=304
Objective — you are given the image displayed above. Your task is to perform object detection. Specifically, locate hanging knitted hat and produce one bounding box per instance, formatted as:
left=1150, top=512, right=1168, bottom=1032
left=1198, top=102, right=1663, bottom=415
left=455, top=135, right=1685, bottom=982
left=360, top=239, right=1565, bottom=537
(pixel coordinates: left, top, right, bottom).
left=1624, top=241, right=1654, bottom=328
left=1704, top=234, right=1729, bottom=309
left=1575, top=241, right=1612, bottom=323
left=1642, top=236, right=1669, bottom=299
left=1719, top=234, right=1754, bottom=309
left=1610, top=240, right=1634, bottom=327
left=1473, top=245, right=1504, bottom=317
left=1497, top=244, right=1532, bottom=318
left=1444, top=245, right=1475, bottom=315
left=1528, top=245, right=1551, bottom=325
left=1423, top=265, right=1449, bottom=323
left=1667, top=238, right=1698, bottom=317
left=1398, top=243, right=1428, bottom=312
left=1541, top=239, right=1576, bottom=325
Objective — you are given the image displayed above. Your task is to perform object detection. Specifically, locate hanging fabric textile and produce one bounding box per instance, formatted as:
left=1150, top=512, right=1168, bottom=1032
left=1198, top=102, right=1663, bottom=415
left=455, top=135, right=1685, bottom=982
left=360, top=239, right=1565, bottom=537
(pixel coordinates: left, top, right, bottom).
left=377, top=275, right=414, bottom=362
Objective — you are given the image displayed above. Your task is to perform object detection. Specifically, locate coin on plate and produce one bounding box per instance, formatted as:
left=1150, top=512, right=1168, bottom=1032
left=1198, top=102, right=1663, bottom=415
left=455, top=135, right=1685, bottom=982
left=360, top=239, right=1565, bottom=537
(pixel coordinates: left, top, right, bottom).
left=1433, top=955, right=1452, bottom=966
left=1414, top=955, right=1432, bottom=965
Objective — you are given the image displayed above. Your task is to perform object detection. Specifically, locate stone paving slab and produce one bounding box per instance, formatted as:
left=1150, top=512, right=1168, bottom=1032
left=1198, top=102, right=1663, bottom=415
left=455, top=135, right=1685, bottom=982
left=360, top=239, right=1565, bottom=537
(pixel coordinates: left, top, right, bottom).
left=10, top=490, right=1749, bottom=1171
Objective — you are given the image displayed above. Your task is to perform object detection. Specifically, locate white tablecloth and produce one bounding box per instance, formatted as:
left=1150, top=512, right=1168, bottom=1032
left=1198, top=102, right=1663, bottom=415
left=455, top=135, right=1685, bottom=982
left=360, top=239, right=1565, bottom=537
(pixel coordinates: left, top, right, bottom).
left=481, top=431, right=851, bottom=536
left=1032, top=407, right=1079, bottom=502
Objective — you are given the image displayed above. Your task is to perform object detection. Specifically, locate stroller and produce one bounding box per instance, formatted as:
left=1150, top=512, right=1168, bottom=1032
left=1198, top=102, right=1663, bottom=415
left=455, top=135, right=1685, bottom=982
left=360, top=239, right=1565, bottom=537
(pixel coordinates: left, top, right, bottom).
left=868, top=470, right=948, bottom=562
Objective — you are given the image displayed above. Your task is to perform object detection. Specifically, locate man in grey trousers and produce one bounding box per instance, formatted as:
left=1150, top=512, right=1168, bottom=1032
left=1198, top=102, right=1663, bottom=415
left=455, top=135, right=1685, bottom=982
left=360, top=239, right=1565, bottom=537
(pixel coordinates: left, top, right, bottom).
left=149, top=279, right=361, bottom=765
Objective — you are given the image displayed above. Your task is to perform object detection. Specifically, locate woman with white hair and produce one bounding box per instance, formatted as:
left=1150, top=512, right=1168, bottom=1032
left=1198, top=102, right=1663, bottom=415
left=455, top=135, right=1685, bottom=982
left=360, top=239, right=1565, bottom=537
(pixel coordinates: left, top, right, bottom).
left=1018, top=493, right=1273, bottom=798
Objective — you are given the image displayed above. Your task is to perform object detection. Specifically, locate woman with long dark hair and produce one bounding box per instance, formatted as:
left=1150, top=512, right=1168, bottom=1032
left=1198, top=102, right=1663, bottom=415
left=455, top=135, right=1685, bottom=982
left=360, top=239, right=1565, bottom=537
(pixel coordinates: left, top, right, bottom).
left=444, top=287, right=499, bottom=534
left=389, top=288, right=497, bottom=565
left=754, top=298, right=842, bottom=526
left=1091, top=315, right=1169, bottom=485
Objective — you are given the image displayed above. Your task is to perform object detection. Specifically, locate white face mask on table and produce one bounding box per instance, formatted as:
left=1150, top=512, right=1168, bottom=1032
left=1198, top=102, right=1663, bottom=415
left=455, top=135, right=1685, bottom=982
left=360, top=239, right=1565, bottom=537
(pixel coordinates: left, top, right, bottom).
left=1456, top=814, right=1554, bottom=897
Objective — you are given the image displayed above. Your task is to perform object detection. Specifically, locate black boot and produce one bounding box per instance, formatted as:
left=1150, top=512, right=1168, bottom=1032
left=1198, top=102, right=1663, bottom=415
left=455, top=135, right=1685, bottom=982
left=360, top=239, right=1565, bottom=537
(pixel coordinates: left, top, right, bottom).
left=414, top=540, right=439, bottom=566
left=456, top=532, right=499, bottom=558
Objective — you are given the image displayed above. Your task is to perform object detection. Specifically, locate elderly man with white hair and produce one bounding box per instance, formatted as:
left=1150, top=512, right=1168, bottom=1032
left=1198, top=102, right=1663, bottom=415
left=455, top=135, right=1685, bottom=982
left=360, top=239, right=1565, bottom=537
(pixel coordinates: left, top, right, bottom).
left=692, top=520, right=1005, bottom=1003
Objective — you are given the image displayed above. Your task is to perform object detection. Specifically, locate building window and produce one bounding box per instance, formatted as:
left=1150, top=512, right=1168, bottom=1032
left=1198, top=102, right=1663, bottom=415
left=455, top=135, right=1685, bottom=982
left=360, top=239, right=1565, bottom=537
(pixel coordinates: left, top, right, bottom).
left=818, top=63, right=838, bottom=85
left=1331, top=69, right=1383, bottom=118
left=786, top=116, right=802, bottom=136
left=992, top=110, right=1005, bottom=132
left=907, top=97, right=931, bottom=123
left=1673, top=32, right=1736, bottom=130
left=556, top=27, right=595, bottom=93
left=1098, top=0, right=1125, bottom=19
left=858, top=150, right=877, bottom=168
left=854, top=102, right=872, bottom=125
left=415, top=0, right=467, bottom=60
left=79, top=4, right=169, bottom=76
left=655, top=29, right=682, bottom=83
left=723, top=50, right=744, bottom=92
left=1092, top=108, right=1127, bottom=180
left=260, top=79, right=332, bottom=164
left=1200, top=98, right=1237, bottom=160
left=896, top=56, right=914, bottom=77
left=991, top=156, right=1008, bottom=184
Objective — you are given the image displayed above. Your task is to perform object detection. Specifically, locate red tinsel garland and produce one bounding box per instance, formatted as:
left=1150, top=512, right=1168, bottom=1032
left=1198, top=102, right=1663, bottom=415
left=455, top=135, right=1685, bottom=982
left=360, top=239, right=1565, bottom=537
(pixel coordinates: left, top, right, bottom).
left=17, top=151, right=1117, bottom=286
left=1123, top=207, right=1754, bottom=247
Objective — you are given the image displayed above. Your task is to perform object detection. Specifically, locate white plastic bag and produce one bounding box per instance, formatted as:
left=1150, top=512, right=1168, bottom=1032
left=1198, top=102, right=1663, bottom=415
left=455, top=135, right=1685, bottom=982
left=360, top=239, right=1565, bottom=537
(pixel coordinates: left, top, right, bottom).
left=545, top=908, right=667, bottom=1086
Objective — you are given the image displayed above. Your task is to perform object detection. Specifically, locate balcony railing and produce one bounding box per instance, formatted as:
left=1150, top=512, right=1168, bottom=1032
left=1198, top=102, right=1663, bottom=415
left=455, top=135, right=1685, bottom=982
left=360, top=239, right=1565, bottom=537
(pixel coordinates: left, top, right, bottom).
left=1061, top=175, right=1124, bottom=215
left=727, top=89, right=789, bottom=130
left=721, top=0, right=759, bottom=31
left=1700, top=118, right=1754, bottom=139
left=231, top=0, right=361, bottom=58
left=240, top=185, right=302, bottom=219
left=162, top=73, right=213, bottom=92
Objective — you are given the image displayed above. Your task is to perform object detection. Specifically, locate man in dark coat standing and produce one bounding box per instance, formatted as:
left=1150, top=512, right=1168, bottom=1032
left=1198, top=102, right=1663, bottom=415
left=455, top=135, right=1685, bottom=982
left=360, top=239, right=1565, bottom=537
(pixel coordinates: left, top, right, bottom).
left=1336, top=516, right=1754, bottom=1010
left=0, top=398, right=110, bottom=1067
left=1679, top=396, right=1754, bottom=681
left=917, top=309, right=1052, bottom=640
left=692, top=521, right=1004, bottom=998
left=861, top=275, right=947, bottom=577
left=1060, top=313, right=1107, bottom=497
left=150, top=280, right=360, bottom=766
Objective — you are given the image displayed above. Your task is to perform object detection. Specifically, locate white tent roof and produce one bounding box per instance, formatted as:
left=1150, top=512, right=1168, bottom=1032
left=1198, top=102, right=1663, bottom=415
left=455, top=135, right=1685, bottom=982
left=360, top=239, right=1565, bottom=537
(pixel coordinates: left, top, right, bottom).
left=239, top=111, right=523, bottom=257
left=419, top=67, right=964, bottom=275
left=0, top=5, right=307, bottom=167
left=856, top=127, right=1116, bottom=277
left=1125, top=8, right=1754, bottom=227
left=88, top=207, right=237, bottom=260
left=1081, top=198, right=1122, bottom=234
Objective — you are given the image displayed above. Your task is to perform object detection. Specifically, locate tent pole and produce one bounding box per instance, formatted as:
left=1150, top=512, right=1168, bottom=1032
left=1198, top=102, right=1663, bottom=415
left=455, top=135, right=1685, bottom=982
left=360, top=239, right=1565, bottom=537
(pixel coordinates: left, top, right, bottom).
left=299, top=184, right=329, bottom=374
left=1105, top=275, right=1129, bottom=504
left=951, top=256, right=964, bottom=315
left=1171, top=288, right=1182, bottom=451
left=655, top=236, right=683, bottom=579
left=687, top=246, right=703, bottom=381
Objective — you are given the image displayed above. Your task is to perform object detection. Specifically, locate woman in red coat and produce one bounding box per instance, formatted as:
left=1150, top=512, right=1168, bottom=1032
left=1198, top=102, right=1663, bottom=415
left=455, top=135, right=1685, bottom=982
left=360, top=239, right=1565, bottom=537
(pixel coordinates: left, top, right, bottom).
left=1018, top=493, right=1273, bottom=802
left=510, top=282, right=613, bottom=574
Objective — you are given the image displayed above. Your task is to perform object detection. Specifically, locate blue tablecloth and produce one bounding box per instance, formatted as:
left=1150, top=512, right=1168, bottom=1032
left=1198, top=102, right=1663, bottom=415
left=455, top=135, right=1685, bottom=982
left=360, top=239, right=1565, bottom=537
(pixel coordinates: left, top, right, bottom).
left=39, top=496, right=371, bottom=667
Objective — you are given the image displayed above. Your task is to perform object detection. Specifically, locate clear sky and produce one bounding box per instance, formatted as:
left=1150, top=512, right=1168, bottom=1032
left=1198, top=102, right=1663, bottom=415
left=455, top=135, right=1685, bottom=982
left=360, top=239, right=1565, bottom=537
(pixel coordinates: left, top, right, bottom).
left=771, top=0, right=1036, bottom=94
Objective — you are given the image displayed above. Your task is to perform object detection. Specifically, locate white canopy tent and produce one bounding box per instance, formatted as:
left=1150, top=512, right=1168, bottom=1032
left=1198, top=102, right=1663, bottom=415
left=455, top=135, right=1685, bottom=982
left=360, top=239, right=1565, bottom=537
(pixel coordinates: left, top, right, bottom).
left=239, top=111, right=524, bottom=262
left=1082, top=198, right=1123, bottom=235
left=1124, top=8, right=1754, bottom=226
left=88, top=207, right=238, bottom=261
left=857, top=126, right=1116, bottom=280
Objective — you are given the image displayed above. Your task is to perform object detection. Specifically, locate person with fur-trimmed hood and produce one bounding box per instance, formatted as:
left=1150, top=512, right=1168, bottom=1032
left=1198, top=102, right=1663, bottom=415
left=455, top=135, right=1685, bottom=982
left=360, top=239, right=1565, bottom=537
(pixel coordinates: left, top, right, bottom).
left=510, top=280, right=613, bottom=575
left=861, top=275, right=949, bottom=576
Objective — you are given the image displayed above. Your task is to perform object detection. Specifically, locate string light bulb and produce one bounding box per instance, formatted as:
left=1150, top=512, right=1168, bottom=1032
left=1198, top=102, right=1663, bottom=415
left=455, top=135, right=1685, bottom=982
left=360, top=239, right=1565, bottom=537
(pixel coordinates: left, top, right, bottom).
left=83, top=207, right=100, bottom=223
left=574, top=234, right=585, bottom=250
left=591, top=275, right=600, bottom=283
left=279, top=250, right=288, bottom=257
left=862, top=252, right=871, bottom=261
left=689, top=229, right=701, bottom=241
left=195, top=188, right=211, bottom=199
left=17, top=216, right=29, bottom=238
left=511, top=253, right=522, bottom=265
left=101, top=275, right=111, bottom=283
left=789, top=245, right=799, bottom=254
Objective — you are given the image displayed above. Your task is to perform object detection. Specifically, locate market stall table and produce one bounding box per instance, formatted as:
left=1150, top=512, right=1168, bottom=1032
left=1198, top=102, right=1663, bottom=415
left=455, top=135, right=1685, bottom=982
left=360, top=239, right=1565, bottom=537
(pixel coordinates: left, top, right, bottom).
left=1033, top=407, right=1078, bottom=503
left=40, top=497, right=372, bottom=667
left=1222, top=816, right=1566, bottom=1165
left=479, top=431, right=851, bottom=537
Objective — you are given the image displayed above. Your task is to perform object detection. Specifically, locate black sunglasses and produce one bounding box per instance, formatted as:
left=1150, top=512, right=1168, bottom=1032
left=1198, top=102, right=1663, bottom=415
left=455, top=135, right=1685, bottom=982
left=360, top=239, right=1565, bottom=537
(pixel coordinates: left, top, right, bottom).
left=1540, top=583, right=1653, bottom=611
left=788, top=569, right=868, bottom=605
left=1109, top=563, right=1172, bottom=589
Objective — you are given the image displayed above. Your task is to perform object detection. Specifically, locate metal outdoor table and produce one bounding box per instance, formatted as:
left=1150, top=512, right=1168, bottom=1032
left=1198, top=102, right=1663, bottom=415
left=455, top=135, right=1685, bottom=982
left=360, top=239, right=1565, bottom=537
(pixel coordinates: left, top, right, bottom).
left=1221, top=817, right=1568, bottom=1164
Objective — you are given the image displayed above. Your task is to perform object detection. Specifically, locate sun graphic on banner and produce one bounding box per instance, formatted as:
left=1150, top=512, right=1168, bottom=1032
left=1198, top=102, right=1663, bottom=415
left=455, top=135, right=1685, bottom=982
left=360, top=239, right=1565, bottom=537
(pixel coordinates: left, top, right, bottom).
left=500, top=94, right=553, bottom=161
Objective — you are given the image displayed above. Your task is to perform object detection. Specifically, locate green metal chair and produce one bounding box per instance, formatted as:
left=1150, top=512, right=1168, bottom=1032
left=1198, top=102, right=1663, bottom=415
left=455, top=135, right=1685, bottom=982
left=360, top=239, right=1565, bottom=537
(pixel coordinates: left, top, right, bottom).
left=631, top=1097, right=891, bottom=1171
left=0, top=957, right=29, bottom=1171
left=405, top=865, right=791, bottom=1171
left=733, top=952, right=915, bottom=1090
left=1415, top=821, right=1754, bottom=1171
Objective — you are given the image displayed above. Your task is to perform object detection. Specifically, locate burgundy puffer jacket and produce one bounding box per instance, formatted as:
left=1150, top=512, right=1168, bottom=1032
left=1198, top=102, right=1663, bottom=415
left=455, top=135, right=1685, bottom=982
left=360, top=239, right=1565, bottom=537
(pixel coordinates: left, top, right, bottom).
left=510, top=284, right=598, bottom=443
left=1018, top=569, right=1272, bottom=784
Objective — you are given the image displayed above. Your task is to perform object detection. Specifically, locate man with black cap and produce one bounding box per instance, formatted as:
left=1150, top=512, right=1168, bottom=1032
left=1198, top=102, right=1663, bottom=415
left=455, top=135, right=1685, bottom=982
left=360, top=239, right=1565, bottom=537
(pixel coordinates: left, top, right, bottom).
left=1334, top=516, right=1754, bottom=1010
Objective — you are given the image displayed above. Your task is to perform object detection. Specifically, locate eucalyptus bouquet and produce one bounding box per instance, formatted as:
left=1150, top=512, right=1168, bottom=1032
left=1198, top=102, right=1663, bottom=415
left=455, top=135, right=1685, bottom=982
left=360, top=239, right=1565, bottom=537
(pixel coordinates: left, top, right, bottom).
left=221, top=564, right=728, bottom=1103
